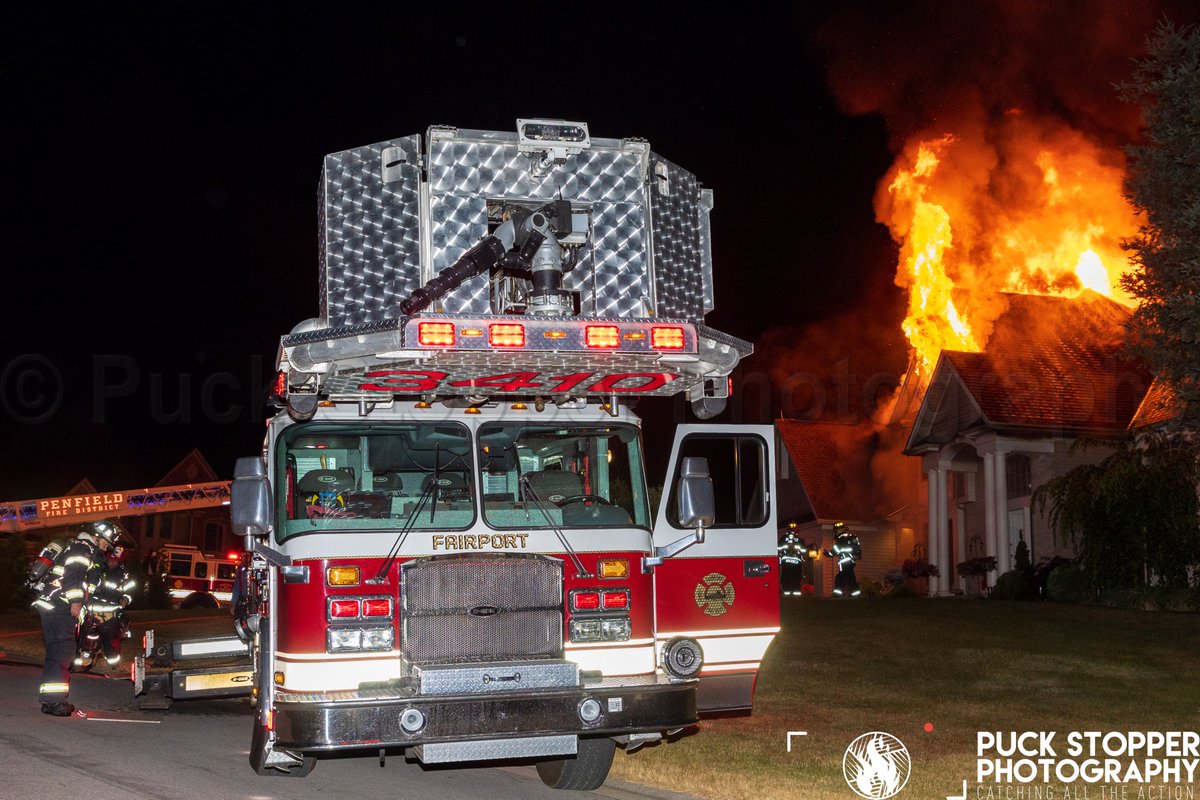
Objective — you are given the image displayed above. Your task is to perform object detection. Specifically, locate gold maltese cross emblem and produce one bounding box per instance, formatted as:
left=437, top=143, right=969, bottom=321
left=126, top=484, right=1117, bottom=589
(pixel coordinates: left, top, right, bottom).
left=693, top=572, right=735, bottom=617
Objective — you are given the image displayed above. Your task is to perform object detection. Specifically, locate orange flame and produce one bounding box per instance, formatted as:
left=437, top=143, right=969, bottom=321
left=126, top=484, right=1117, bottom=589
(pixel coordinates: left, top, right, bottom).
left=878, top=118, right=1139, bottom=382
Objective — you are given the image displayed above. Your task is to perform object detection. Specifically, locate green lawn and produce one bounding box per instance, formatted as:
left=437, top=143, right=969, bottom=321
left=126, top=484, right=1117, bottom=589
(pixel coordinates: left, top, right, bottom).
left=610, top=598, right=1200, bottom=800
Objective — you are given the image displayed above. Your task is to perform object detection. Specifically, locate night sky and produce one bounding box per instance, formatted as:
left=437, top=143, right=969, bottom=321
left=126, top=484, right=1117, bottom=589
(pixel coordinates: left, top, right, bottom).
left=2, top=2, right=1191, bottom=499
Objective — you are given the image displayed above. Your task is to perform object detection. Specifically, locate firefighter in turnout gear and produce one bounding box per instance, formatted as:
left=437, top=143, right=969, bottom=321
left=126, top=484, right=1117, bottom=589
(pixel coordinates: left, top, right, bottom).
left=825, top=522, right=862, bottom=598
left=778, top=524, right=808, bottom=597
left=31, top=519, right=120, bottom=715
left=74, top=542, right=136, bottom=673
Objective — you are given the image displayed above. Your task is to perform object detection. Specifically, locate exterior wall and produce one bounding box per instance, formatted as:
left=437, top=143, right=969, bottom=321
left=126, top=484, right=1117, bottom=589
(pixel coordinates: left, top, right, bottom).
left=1028, top=439, right=1118, bottom=564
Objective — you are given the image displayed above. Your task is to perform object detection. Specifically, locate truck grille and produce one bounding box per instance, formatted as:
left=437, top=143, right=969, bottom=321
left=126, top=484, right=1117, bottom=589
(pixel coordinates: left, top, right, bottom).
left=401, top=554, right=563, bottom=664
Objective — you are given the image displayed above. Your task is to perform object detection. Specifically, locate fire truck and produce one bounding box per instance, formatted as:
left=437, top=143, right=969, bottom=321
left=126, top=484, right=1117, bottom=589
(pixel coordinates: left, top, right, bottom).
left=157, top=544, right=240, bottom=607
left=229, top=120, right=780, bottom=788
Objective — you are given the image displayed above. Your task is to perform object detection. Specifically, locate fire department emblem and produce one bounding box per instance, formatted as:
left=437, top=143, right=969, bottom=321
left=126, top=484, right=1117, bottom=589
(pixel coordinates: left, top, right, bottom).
left=693, top=572, right=735, bottom=617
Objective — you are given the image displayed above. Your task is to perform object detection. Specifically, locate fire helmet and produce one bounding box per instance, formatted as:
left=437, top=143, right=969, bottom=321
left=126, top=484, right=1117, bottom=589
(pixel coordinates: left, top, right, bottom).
left=83, top=519, right=123, bottom=545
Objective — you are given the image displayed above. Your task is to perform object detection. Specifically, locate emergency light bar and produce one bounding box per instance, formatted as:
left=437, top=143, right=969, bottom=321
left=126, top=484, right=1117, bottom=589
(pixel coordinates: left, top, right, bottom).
left=409, top=317, right=696, bottom=355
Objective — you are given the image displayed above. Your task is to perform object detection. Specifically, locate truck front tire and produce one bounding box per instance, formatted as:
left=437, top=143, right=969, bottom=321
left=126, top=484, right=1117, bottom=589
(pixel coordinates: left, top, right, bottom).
left=536, top=736, right=615, bottom=790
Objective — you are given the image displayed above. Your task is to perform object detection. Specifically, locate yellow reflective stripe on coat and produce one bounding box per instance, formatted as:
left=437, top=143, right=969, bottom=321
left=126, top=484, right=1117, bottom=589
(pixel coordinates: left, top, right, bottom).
left=64, top=556, right=91, bottom=567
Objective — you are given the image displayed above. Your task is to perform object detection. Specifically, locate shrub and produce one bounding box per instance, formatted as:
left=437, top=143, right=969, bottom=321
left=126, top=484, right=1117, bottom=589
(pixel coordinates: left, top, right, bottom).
left=991, top=570, right=1030, bottom=601
left=1045, top=563, right=1091, bottom=604
left=1014, top=536, right=1032, bottom=572
left=902, top=559, right=940, bottom=578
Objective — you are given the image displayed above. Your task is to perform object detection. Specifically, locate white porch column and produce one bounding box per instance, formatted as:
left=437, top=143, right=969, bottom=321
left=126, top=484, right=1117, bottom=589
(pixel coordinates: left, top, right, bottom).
left=983, top=453, right=998, bottom=584
left=926, top=467, right=939, bottom=595
left=994, top=451, right=1010, bottom=574
left=935, top=470, right=950, bottom=594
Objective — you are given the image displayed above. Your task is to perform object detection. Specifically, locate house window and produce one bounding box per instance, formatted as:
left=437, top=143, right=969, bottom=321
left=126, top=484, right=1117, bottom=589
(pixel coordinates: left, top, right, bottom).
left=1006, top=454, right=1032, bottom=499
left=204, top=523, right=221, bottom=553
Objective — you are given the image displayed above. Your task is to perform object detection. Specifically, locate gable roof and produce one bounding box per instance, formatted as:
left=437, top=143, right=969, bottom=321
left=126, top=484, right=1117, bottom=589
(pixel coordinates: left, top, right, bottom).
left=776, top=419, right=886, bottom=523
left=1128, top=378, right=1179, bottom=430
left=155, top=449, right=219, bottom=487
left=907, top=292, right=1153, bottom=451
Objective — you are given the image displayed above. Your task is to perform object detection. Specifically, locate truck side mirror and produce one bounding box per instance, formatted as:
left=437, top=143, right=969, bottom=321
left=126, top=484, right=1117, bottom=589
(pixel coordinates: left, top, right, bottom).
left=675, top=457, right=715, bottom=529
left=231, top=457, right=272, bottom=548
left=644, top=457, right=714, bottom=572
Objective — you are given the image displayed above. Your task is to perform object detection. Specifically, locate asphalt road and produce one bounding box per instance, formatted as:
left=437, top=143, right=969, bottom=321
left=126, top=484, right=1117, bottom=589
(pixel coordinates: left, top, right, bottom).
left=0, top=660, right=696, bottom=800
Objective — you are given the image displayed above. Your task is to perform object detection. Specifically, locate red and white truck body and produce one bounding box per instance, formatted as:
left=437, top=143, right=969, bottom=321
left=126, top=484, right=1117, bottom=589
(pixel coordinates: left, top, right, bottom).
left=231, top=120, right=779, bottom=786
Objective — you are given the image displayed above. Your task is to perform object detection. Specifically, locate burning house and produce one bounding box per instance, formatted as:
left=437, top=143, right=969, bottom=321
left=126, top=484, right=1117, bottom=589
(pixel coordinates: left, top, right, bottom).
left=903, top=291, right=1152, bottom=594
left=769, top=2, right=1184, bottom=595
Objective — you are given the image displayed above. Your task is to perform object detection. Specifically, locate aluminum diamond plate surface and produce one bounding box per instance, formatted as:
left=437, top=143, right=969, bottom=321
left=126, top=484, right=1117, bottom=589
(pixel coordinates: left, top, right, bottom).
left=320, top=136, right=422, bottom=327
left=414, top=660, right=580, bottom=696
left=428, top=132, right=653, bottom=318
left=414, top=735, right=576, bottom=764
left=314, top=126, right=718, bottom=335
left=650, top=156, right=710, bottom=320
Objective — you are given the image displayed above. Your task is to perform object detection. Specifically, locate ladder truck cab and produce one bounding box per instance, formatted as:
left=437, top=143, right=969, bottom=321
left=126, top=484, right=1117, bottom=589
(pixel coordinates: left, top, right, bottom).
left=231, top=120, right=780, bottom=788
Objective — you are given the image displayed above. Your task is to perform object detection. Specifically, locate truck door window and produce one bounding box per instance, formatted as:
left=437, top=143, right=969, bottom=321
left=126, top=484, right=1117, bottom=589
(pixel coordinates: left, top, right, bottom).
left=194, top=561, right=208, bottom=579
left=667, top=435, right=768, bottom=528
left=168, top=555, right=192, bottom=577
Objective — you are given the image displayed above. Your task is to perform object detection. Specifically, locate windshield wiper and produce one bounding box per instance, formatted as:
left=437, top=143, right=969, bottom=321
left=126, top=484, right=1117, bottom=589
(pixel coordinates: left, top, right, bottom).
left=368, top=481, right=437, bottom=585
left=520, top=475, right=592, bottom=578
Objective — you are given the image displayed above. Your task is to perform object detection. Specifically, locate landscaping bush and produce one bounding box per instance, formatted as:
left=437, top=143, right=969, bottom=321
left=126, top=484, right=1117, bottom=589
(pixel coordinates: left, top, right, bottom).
left=1045, top=563, right=1091, bottom=604
left=991, top=569, right=1030, bottom=601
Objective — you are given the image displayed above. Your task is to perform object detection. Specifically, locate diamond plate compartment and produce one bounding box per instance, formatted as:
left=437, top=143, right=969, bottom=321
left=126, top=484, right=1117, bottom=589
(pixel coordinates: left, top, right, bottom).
left=650, top=155, right=710, bottom=321
left=320, top=136, right=422, bottom=327
left=413, top=735, right=576, bottom=764
left=427, top=129, right=653, bottom=319
left=413, top=660, right=581, bottom=696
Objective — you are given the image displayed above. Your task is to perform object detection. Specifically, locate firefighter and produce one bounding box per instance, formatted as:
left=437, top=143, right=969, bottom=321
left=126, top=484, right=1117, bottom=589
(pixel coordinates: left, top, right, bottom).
left=74, top=542, right=136, bottom=673
left=31, top=519, right=120, bottom=715
left=778, top=524, right=807, bottom=597
left=825, top=522, right=862, bottom=598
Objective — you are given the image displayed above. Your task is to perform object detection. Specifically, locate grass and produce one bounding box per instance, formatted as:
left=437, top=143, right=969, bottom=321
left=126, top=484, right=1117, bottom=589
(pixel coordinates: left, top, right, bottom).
left=609, top=598, right=1200, bottom=800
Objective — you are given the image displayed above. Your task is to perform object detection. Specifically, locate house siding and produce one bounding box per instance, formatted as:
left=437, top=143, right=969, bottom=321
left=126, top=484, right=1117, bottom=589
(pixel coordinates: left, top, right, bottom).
left=1028, top=439, right=1117, bottom=563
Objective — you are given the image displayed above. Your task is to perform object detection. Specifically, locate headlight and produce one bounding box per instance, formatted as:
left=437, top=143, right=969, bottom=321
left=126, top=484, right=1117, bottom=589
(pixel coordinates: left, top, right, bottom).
left=569, top=616, right=631, bottom=643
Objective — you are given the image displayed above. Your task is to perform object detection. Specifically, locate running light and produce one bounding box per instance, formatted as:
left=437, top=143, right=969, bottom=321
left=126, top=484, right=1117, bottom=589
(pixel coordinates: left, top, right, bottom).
left=651, top=326, right=686, bottom=350
left=602, top=589, right=630, bottom=610
left=597, top=559, right=629, bottom=579
left=489, top=323, right=525, bottom=347
left=326, top=566, right=360, bottom=586
left=362, top=598, right=393, bottom=618
left=418, top=322, right=456, bottom=346
left=571, top=590, right=601, bottom=611
left=585, top=325, right=620, bottom=349
left=329, top=598, right=361, bottom=618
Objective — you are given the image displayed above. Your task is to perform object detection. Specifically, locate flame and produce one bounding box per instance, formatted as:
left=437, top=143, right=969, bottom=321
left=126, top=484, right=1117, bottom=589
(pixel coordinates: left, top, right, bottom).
left=886, top=135, right=980, bottom=375
left=878, top=118, right=1140, bottom=384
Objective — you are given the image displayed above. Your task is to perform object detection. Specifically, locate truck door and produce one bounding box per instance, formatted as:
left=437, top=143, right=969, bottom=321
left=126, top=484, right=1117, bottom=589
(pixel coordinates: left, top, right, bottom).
left=652, top=424, right=780, bottom=713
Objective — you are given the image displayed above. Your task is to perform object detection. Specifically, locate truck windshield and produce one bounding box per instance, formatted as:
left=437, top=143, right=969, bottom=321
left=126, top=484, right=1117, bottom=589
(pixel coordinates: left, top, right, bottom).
left=276, top=422, right=474, bottom=541
left=477, top=423, right=650, bottom=530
